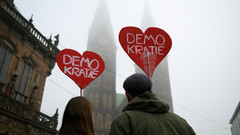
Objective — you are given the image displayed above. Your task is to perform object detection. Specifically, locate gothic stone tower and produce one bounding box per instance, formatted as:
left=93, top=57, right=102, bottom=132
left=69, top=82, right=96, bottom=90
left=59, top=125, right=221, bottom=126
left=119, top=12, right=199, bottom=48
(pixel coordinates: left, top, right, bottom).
left=83, top=0, right=117, bottom=135
left=0, top=0, right=59, bottom=134
left=135, top=3, right=174, bottom=112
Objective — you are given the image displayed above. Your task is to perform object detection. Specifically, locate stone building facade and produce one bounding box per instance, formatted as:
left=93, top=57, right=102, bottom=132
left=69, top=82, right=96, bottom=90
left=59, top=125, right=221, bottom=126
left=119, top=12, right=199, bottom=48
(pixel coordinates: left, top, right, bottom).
left=0, top=0, right=59, bottom=134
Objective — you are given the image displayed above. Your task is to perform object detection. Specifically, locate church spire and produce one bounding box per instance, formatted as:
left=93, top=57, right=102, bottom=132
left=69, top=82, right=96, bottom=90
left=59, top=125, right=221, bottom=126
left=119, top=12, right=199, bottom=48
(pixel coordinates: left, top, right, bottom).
left=87, top=0, right=116, bottom=51
left=141, top=1, right=155, bottom=31
left=136, top=2, right=174, bottom=112
left=84, top=0, right=117, bottom=134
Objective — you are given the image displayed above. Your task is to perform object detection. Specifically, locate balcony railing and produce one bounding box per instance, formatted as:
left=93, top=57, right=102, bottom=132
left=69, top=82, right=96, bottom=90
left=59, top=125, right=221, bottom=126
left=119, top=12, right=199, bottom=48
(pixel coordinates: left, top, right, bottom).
left=0, top=92, right=58, bottom=130
left=0, top=0, right=59, bottom=56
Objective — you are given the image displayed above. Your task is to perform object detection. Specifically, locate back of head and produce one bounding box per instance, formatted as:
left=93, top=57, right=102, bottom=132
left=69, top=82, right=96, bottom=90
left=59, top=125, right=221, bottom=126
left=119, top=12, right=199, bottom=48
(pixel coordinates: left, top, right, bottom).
left=123, top=73, right=152, bottom=97
left=59, top=96, right=94, bottom=135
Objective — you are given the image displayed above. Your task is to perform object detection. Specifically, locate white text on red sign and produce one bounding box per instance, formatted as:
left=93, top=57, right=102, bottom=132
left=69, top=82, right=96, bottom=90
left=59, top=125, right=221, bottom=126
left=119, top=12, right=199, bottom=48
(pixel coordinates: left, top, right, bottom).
left=63, top=54, right=100, bottom=79
left=126, top=33, right=165, bottom=55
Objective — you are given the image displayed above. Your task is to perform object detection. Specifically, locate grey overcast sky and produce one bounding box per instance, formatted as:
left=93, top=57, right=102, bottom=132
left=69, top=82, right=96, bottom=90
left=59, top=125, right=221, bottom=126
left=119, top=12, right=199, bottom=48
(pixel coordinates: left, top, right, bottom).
left=15, top=0, right=240, bottom=135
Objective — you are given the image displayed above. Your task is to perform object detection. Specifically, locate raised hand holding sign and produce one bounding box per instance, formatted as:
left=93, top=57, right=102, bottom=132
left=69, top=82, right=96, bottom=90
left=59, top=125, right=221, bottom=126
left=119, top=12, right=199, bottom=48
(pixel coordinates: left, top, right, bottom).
left=119, top=26, right=172, bottom=78
left=57, top=49, right=105, bottom=95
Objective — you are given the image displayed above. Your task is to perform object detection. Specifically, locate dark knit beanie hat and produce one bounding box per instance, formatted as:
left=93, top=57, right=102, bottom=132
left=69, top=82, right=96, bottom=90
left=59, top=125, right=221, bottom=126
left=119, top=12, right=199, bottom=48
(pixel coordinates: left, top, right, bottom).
left=123, top=73, right=152, bottom=94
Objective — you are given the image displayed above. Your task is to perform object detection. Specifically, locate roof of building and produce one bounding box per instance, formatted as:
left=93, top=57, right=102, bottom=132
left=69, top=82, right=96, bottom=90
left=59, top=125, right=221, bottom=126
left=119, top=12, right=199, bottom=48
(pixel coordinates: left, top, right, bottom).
left=116, top=93, right=126, bottom=108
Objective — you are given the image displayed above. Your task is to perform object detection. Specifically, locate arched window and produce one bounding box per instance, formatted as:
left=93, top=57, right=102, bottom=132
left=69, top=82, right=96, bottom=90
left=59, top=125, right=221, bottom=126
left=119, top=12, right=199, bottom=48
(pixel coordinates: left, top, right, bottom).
left=92, top=112, right=96, bottom=128
left=108, top=94, right=112, bottom=109
left=0, top=45, right=12, bottom=85
left=104, top=113, right=112, bottom=129
left=103, top=93, right=107, bottom=109
left=0, top=37, right=17, bottom=86
left=96, top=113, right=103, bottom=129
left=90, top=92, right=94, bottom=103
left=14, top=62, right=33, bottom=103
left=94, top=92, right=99, bottom=108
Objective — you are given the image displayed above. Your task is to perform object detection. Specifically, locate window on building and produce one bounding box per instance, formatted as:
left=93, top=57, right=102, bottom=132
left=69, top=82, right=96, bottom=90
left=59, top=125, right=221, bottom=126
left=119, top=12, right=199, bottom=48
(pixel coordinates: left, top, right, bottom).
left=104, top=114, right=112, bottom=129
left=108, top=94, right=112, bottom=109
left=14, top=62, right=33, bottom=103
left=0, top=46, right=12, bottom=84
left=92, top=112, right=96, bottom=127
left=90, top=92, right=94, bottom=103
left=95, top=92, right=99, bottom=108
left=103, top=93, right=107, bottom=109
left=96, top=113, right=103, bottom=129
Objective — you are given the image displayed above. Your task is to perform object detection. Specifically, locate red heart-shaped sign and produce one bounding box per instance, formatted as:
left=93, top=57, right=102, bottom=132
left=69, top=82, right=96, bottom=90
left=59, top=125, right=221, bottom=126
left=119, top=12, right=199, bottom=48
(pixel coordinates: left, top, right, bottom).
left=57, top=49, right=105, bottom=89
left=119, top=26, right=172, bottom=78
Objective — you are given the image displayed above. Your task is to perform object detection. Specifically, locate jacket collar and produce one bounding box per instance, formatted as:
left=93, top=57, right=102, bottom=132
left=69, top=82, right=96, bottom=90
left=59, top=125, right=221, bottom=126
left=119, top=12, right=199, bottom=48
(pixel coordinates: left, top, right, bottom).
left=122, top=91, right=169, bottom=113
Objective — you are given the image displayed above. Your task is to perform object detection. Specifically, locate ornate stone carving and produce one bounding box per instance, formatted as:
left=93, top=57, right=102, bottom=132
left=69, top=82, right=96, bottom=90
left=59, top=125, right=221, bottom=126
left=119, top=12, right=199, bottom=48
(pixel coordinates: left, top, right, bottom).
left=0, top=92, right=58, bottom=131
left=54, top=34, right=59, bottom=47
left=22, top=53, right=37, bottom=68
left=51, top=109, right=58, bottom=129
left=5, top=73, right=17, bottom=97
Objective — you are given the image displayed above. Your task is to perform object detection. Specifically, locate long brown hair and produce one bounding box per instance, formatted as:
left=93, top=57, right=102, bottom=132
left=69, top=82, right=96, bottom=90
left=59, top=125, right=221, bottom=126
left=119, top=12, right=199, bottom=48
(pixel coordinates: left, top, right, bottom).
left=59, top=96, right=94, bottom=135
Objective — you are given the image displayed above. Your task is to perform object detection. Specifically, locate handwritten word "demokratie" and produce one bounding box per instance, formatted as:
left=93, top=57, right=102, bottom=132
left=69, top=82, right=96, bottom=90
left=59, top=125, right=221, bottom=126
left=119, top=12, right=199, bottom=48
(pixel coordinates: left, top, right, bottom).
left=63, top=54, right=100, bottom=79
left=126, top=33, right=165, bottom=55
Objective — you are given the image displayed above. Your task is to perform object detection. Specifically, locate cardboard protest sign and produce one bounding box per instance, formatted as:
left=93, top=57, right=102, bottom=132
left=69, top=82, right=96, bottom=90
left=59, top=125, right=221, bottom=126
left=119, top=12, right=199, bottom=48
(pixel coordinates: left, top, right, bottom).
left=57, top=49, right=105, bottom=90
left=119, top=26, right=172, bottom=78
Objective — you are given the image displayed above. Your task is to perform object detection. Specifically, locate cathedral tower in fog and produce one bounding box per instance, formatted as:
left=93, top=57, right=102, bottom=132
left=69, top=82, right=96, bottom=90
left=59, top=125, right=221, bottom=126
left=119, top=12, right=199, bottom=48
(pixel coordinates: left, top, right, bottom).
left=135, top=4, right=174, bottom=112
left=84, top=1, right=174, bottom=134
left=83, top=0, right=117, bottom=134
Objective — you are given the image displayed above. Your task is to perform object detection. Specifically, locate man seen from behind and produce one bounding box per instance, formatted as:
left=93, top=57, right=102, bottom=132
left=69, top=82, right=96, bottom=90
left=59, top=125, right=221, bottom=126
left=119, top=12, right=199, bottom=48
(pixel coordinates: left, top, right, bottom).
left=110, top=73, right=196, bottom=135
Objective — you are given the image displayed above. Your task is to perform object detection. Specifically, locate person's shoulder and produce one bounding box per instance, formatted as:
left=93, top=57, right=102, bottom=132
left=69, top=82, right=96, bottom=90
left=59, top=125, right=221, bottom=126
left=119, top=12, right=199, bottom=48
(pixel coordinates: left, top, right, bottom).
left=168, top=112, right=187, bottom=121
left=110, top=111, right=132, bottom=134
left=116, top=111, right=130, bottom=119
left=165, top=112, right=196, bottom=134
left=166, top=112, right=194, bottom=128
left=112, top=111, right=131, bottom=123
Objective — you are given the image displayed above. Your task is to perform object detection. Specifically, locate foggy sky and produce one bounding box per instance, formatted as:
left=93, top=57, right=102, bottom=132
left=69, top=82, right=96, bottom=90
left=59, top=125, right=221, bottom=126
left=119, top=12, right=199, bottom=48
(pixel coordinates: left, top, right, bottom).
left=14, top=0, right=240, bottom=135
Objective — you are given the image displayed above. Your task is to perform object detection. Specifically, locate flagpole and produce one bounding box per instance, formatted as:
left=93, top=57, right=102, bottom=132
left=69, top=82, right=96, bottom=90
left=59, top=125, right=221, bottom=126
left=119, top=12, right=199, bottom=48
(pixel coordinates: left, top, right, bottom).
left=80, top=89, right=82, bottom=96
left=146, top=51, right=151, bottom=78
